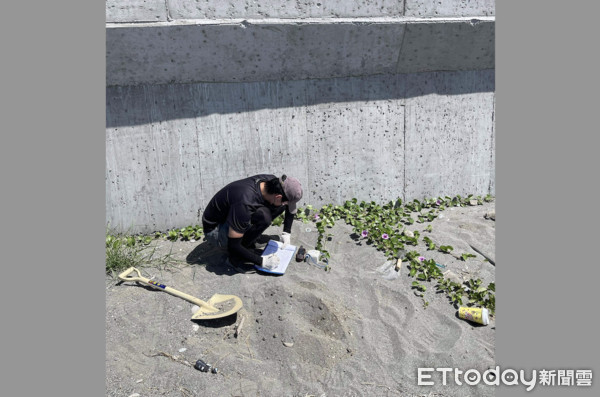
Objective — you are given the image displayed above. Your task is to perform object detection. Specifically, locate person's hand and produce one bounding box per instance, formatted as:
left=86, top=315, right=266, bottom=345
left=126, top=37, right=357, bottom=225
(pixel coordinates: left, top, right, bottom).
left=262, top=253, right=280, bottom=270
left=281, top=232, right=291, bottom=247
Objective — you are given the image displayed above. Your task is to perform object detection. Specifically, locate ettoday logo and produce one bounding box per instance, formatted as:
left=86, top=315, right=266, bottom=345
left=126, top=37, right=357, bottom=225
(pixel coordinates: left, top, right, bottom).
left=418, top=367, right=593, bottom=391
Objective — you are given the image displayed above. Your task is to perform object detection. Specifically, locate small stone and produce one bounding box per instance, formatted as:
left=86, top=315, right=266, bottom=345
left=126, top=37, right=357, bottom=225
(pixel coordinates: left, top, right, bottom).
left=403, top=230, right=414, bottom=238
left=179, top=348, right=187, bottom=353
left=283, top=341, right=294, bottom=347
left=469, top=199, right=478, bottom=206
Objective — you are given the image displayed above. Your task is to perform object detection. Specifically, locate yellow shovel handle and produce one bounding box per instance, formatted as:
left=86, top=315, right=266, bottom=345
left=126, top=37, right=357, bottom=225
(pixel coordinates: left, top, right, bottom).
left=118, top=267, right=218, bottom=312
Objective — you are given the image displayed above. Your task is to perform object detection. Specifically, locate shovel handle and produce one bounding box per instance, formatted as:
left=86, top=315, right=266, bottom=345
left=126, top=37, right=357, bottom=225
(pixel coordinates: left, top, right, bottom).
left=118, top=267, right=218, bottom=312
left=118, top=266, right=144, bottom=282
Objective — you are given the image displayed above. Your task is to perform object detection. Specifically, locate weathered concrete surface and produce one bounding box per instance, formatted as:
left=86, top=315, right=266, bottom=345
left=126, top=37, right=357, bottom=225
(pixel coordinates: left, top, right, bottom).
left=404, top=71, right=495, bottom=199
left=106, top=1, right=495, bottom=85
left=106, top=71, right=494, bottom=234
left=166, top=0, right=405, bottom=19
left=106, top=81, right=310, bottom=232
left=105, top=1, right=406, bottom=22
left=105, top=0, right=495, bottom=22
left=106, top=0, right=168, bottom=23
left=106, top=18, right=494, bottom=86
left=396, top=19, right=494, bottom=73
left=405, top=0, right=495, bottom=17
left=306, top=100, right=405, bottom=205
left=304, top=77, right=407, bottom=205
left=106, top=19, right=408, bottom=86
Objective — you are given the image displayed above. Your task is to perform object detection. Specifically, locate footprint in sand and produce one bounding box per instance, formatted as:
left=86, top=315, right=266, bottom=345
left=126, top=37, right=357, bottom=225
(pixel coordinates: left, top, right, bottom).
left=351, top=285, right=415, bottom=363
left=405, top=308, right=462, bottom=354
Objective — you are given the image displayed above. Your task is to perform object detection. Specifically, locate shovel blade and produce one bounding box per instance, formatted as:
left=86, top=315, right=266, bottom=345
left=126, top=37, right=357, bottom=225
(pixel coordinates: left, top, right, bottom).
left=191, top=294, right=243, bottom=320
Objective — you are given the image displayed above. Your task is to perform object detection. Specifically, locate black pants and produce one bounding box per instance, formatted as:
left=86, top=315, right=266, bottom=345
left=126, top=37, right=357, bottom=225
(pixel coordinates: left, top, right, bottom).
left=203, top=205, right=286, bottom=247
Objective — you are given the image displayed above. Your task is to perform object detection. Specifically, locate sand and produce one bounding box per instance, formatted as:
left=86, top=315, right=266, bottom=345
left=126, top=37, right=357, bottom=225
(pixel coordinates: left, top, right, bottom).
left=106, top=201, right=495, bottom=396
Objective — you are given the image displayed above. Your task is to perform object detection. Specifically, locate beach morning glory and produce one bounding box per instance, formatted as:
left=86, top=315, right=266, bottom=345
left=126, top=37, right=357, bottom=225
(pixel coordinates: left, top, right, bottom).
left=361, top=230, right=368, bottom=238
left=382, top=233, right=389, bottom=240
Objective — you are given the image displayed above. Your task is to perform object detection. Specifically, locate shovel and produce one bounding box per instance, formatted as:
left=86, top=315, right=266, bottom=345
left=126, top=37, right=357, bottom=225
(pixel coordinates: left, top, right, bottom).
left=118, top=267, right=243, bottom=320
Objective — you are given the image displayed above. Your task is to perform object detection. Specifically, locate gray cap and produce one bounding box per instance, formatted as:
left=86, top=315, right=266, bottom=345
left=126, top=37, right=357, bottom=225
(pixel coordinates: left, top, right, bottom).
left=282, top=176, right=303, bottom=214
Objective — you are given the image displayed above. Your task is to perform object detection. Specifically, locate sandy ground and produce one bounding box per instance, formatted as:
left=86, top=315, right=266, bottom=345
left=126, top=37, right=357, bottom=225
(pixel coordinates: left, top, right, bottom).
left=106, top=202, right=495, bottom=397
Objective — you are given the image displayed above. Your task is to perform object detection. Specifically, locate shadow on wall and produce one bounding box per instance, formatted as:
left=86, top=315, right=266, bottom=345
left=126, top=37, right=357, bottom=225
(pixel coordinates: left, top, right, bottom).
left=106, top=70, right=494, bottom=128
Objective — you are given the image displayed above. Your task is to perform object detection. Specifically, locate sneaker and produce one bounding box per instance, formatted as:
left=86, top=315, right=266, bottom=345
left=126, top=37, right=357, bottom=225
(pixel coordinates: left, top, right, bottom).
left=227, top=256, right=257, bottom=274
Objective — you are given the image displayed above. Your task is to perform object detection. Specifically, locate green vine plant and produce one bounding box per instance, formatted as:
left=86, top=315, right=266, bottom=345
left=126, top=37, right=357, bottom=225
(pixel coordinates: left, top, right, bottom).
left=107, top=225, right=205, bottom=247
left=106, top=193, right=495, bottom=315
left=295, top=194, right=495, bottom=314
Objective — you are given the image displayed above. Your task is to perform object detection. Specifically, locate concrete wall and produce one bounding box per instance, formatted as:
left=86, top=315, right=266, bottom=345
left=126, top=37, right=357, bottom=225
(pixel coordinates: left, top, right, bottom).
left=106, top=18, right=493, bottom=86
left=106, top=1, right=495, bottom=22
left=106, top=71, right=494, bottom=233
left=105, top=1, right=495, bottom=234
